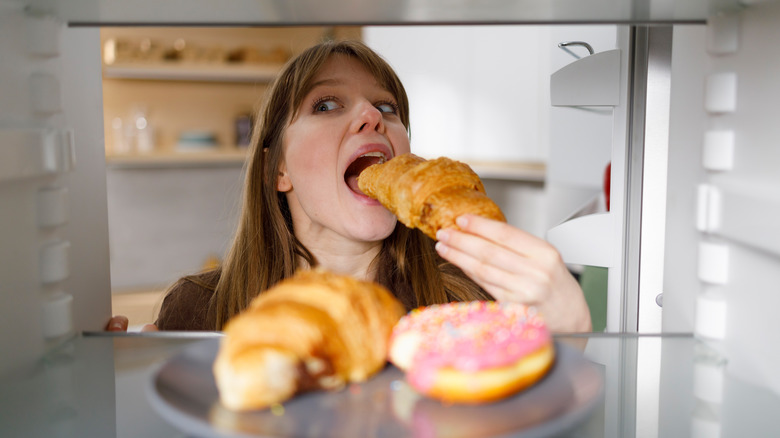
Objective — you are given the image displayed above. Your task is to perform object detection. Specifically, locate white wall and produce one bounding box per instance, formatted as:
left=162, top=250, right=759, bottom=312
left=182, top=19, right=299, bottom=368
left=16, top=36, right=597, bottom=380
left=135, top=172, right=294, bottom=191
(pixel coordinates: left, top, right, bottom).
left=364, top=25, right=551, bottom=163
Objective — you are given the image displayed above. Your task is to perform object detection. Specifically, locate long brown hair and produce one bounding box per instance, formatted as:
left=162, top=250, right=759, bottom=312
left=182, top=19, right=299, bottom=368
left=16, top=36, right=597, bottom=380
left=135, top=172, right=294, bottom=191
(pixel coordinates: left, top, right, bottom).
left=209, top=40, right=490, bottom=329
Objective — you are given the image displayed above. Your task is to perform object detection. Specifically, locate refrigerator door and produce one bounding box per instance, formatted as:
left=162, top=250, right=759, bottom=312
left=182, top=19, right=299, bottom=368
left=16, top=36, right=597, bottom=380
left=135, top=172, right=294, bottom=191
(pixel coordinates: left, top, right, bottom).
left=0, top=7, right=110, bottom=375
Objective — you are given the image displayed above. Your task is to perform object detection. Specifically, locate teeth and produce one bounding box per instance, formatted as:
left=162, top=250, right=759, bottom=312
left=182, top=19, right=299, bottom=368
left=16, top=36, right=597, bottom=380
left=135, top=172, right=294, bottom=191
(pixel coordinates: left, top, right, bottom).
left=360, top=151, right=387, bottom=163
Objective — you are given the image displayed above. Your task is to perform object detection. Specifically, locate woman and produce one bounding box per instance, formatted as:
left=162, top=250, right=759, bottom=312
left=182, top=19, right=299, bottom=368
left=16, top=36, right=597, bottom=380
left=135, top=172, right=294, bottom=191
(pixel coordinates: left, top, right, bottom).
left=109, top=40, right=591, bottom=333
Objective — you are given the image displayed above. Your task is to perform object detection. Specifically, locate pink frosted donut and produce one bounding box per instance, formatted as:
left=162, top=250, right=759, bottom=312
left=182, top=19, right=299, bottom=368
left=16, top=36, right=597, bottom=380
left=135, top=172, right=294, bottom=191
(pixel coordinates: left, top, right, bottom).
left=388, top=301, right=555, bottom=404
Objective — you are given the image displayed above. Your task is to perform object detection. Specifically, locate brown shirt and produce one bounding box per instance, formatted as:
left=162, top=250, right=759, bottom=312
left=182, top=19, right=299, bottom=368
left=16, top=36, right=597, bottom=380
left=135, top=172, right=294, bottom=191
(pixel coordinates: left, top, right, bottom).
left=155, top=270, right=220, bottom=331
left=154, top=268, right=461, bottom=331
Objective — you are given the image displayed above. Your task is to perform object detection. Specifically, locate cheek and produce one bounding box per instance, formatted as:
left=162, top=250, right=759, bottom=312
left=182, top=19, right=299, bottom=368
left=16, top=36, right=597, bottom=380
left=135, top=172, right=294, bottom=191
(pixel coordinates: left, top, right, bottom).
left=284, top=127, right=327, bottom=175
left=286, top=154, right=327, bottom=194
left=286, top=146, right=316, bottom=173
left=390, top=126, right=411, bottom=155
left=284, top=137, right=337, bottom=196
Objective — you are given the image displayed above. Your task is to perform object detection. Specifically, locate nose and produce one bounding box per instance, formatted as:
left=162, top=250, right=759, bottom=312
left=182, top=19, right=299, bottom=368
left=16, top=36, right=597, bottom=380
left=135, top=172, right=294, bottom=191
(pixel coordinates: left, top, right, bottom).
left=351, top=100, right=385, bottom=134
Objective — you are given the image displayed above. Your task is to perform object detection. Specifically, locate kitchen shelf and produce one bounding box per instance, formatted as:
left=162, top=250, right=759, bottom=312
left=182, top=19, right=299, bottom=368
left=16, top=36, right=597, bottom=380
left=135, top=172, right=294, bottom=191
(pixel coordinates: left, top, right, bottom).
left=106, top=152, right=544, bottom=180
left=102, top=62, right=283, bottom=83
left=106, top=149, right=248, bottom=168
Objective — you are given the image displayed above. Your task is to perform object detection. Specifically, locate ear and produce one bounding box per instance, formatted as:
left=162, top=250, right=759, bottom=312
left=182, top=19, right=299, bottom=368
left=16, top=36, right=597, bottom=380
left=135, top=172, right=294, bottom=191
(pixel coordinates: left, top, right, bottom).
left=276, top=162, right=292, bottom=192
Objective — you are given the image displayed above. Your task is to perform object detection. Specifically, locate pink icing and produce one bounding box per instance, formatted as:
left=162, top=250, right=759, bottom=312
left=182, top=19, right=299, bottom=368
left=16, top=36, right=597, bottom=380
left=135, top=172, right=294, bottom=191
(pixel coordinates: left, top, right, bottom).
left=391, top=301, right=551, bottom=391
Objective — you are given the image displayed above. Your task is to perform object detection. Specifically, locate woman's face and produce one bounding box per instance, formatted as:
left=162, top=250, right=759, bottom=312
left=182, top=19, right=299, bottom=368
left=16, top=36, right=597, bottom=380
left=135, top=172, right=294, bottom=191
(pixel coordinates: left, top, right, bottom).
left=278, top=54, right=411, bottom=245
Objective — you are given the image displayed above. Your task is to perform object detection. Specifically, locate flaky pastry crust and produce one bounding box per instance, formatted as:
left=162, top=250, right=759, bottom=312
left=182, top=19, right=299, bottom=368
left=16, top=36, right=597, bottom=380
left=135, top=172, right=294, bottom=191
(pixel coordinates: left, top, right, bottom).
left=213, top=269, right=406, bottom=411
left=358, top=153, right=506, bottom=239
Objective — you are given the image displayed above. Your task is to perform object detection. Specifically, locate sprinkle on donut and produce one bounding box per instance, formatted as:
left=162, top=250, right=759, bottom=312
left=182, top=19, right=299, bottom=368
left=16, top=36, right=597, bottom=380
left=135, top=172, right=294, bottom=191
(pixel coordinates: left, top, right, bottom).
left=388, top=301, right=554, bottom=401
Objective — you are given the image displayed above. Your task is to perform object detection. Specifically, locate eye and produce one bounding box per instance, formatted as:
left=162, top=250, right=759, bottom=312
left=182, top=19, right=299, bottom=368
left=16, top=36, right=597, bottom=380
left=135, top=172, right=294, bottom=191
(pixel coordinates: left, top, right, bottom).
left=376, top=101, right=399, bottom=115
left=313, top=97, right=339, bottom=112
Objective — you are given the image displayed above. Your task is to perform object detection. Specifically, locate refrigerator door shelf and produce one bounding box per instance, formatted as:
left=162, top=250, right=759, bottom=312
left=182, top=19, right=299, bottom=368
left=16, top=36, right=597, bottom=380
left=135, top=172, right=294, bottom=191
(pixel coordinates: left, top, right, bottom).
left=547, top=194, right=615, bottom=268
left=551, top=49, right=621, bottom=107
left=0, top=128, right=75, bottom=183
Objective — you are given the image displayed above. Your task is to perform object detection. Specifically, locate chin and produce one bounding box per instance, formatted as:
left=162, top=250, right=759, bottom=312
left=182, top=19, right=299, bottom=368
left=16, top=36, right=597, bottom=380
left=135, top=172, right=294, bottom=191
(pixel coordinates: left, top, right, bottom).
left=354, top=216, right=397, bottom=243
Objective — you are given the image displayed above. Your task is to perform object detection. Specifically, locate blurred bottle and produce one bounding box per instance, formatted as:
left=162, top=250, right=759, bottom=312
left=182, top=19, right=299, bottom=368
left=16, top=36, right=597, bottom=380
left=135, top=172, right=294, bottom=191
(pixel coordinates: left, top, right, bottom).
left=133, top=107, right=154, bottom=154
left=235, top=112, right=253, bottom=148
left=111, top=117, right=131, bottom=154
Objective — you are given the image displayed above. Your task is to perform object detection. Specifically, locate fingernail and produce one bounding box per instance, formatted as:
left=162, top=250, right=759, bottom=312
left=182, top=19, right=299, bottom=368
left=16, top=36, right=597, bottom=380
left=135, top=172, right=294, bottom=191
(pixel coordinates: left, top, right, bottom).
left=111, top=322, right=124, bottom=330
left=435, top=241, right=448, bottom=255
left=456, top=216, right=468, bottom=228
left=436, top=229, right=449, bottom=242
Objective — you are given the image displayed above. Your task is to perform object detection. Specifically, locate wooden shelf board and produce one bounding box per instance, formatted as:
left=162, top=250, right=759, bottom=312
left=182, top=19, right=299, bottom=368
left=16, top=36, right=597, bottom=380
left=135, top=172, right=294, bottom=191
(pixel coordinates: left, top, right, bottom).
left=106, top=149, right=248, bottom=168
left=103, top=62, right=282, bottom=83
left=465, top=160, right=546, bottom=182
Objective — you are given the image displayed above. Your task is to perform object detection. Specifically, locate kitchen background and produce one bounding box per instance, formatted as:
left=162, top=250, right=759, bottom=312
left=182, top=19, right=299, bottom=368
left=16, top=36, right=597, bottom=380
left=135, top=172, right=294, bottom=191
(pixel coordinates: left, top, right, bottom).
left=104, top=25, right=615, bottom=329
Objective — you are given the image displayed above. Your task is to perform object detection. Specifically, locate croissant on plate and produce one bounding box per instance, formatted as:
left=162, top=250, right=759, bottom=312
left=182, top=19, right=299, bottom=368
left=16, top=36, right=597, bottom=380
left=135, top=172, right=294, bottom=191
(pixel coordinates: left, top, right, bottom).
left=358, top=153, right=506, bottom=240
left=213, top=269, right=406, bottom=411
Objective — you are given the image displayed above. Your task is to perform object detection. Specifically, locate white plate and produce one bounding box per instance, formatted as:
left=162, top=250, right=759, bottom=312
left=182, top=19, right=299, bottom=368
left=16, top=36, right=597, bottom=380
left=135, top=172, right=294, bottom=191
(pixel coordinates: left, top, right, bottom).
left=147, top=339, right=604, bottom=437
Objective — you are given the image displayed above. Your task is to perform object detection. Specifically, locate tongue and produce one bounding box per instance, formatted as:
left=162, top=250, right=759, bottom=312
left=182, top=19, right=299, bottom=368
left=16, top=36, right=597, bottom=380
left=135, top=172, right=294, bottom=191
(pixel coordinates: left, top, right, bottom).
left=345, top=155, right=383, bottom=195
left=346, top=174, right=363, bottom=194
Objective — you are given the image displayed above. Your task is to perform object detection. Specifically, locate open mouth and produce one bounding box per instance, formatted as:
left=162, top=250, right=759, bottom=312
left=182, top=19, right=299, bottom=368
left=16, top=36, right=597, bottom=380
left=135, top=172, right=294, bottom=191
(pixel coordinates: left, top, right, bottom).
left=345, top=151, right=387, bottom=194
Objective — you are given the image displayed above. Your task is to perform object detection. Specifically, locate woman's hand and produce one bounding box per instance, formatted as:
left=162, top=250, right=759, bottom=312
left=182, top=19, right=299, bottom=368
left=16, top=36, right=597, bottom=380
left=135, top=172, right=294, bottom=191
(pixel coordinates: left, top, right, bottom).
left=105, top=315, right=159, bottom=332
left=435, top=214, right=592, bottom=333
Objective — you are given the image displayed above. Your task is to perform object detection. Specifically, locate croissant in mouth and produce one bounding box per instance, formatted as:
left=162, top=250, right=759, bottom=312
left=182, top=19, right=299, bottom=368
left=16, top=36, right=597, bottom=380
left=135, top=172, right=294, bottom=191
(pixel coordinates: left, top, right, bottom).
left=213, top=269, right=406, bottom=411
left=357, top=153, right=506, bottom=240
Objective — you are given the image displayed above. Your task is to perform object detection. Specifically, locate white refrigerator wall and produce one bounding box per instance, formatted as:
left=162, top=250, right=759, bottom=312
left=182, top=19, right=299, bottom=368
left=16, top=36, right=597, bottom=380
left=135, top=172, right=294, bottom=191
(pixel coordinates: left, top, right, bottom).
left=664, top=3, right=780, bottom=395
left=0, top=6, right=110, bottom=374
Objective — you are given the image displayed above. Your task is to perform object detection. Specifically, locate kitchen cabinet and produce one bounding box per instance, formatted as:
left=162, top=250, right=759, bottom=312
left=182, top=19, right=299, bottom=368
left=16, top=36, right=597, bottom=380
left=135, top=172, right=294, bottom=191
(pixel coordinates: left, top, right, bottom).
left=101, top=26, right=361, bottom=165
left=101, top=27, right=362, bottom=294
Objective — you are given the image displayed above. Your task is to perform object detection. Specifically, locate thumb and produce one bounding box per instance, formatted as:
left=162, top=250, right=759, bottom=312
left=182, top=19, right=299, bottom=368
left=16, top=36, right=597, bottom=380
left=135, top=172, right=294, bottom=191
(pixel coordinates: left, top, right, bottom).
left=106, top=315, right=129, bottom=332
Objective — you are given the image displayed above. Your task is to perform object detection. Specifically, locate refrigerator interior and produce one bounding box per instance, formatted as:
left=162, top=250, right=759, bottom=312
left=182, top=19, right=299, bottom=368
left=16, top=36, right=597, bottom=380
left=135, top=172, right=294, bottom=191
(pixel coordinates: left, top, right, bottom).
left=1, top=1, right=779, bottom=436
